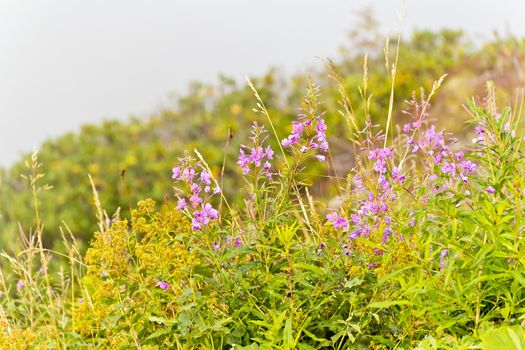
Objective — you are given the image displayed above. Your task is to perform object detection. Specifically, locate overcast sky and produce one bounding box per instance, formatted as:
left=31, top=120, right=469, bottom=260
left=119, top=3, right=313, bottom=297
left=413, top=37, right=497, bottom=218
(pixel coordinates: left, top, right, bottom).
left=1, top=0, right=525, bottom=166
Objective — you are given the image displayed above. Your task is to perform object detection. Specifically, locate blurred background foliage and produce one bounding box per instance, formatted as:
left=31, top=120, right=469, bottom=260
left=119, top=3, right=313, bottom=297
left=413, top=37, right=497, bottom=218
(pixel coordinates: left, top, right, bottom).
left=0, top=17, right=524, bottom=251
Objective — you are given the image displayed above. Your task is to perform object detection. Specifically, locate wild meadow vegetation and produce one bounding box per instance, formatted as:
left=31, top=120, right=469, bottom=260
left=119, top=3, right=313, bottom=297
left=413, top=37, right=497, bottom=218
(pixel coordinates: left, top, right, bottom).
left=1, top=24, right=524, bottom=251
left=1, top=23, right=525, bottom=349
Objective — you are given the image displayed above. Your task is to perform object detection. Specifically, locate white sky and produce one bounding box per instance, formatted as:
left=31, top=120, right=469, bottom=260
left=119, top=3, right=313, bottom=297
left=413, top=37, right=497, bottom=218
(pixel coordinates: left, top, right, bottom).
left=1, top=0, right=525, bottom=166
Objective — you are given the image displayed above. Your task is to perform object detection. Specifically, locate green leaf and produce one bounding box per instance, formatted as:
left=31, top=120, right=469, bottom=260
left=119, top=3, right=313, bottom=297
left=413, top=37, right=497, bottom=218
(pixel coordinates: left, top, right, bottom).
left=368, top=300, right=410, bottom=309
left=344, top=276, right=364, bottom=290
left=283, top=317, right=294, bottom=349
left=480, top=325, right=525, bottom=350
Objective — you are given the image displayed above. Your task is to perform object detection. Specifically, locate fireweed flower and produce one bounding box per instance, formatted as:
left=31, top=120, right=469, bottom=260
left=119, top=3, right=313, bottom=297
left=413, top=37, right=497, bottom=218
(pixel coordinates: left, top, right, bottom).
left=157, top=281, right=169, bottom=291
left=172, top=166, right=181, bottom=179
left=473, top=125, right=485, bottom=144
left=402, top=113, right=478, bottom=188
left=460, top=160, right=476, bottom=174
left=237, top=146, right=274, bottom=178
left=391, top=166, right=406, bottom=184
left=441, top=162, right=456, bottom=176
left=191, top=203, right=219, bottom=231
left=437, top=156, right=476, bottom=185
left=328, top=100, right=477, bottom=246
left=340, top=146, right=398, bottom=241
left=368, top=147, right=393, bottom=175
left=182, top=167, right=196, bottom=182
left=237, top=123, right=274, bottom=179
left=200, top=170, right=212, bottom=185
left=334, top=179, right=395, bottom=242
left=326, top=212, right=349, bottom=232
left=172, top=155, right=221, bottom=231
left=281, top=84, right=329, bottom=162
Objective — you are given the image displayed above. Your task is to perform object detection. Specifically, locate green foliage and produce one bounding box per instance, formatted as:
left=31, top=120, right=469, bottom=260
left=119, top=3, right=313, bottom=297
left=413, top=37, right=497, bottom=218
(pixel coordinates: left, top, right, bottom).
left=480, top=326, right=525, bottom=350
left=0, top=79, right=523, bottom=348
left=1, top=27, right=524, bottom=251
left=1, top=25, right=525, bottom=349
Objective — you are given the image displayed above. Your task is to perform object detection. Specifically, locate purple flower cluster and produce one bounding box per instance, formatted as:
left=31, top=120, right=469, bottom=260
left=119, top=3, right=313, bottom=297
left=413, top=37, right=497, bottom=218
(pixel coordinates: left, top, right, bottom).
left=237, top=145, right=274, bottom=178
left=440, top=159, right=477, bottom=184
left=391, top=166, right=406, bottom=184
left=281, top=112, right=329, bottom=162
left=349, top=190, right=395, bottom=240
left=407, top=125, right=446, bottom=155
left=172, top=157, right=220, bottom=231
left=368, top=147, right=393, bottom=174
left=326, top=212, right=349, bottom=231
left=405, top=121, right=477, bottom=187
left=191, top=203, right=220, bottom=231
left=326, top=146, right=402, bottom=243
left=237, top=123, right=275, bottom=179
left=347, top=147, right=402, bottom=240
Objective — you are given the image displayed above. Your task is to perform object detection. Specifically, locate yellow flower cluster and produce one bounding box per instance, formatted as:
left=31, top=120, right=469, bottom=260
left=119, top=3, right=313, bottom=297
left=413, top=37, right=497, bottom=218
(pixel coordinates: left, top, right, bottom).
left=74, top=198, right=199, bottom=339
